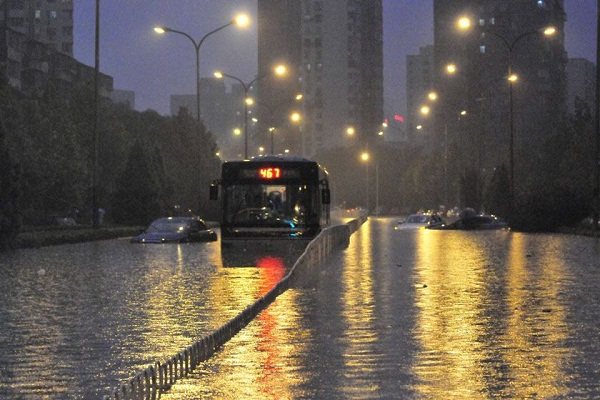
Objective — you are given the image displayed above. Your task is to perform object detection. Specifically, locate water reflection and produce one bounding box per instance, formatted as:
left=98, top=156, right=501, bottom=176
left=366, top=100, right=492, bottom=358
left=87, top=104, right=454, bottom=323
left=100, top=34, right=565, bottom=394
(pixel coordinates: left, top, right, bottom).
left=412, top=230, right=573, bottom=398
left=161, top=255, right=305, bottom=400
left=2, top=221, right=599, bottom=399
left=0, top=236, right=304, bottom=399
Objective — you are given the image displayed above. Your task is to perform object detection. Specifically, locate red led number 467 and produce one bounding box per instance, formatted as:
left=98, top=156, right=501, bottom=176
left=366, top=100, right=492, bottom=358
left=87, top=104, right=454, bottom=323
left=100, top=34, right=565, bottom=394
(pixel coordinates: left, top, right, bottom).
left=259, top=167, right=281, bottom=179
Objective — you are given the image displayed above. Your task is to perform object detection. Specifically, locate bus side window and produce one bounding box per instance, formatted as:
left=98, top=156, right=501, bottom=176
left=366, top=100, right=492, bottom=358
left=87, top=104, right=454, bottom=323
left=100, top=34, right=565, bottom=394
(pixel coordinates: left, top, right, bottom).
left=209, top=184, right=218, bottom=200
left=321, top=188, right=330, bottom=204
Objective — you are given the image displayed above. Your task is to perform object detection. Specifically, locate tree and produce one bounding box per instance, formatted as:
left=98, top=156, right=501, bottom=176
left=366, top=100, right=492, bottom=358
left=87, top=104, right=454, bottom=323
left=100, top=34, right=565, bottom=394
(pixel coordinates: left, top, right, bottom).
left=0, top=118, right=21, bottom=250
left=111, top=141, right=161, bottom=225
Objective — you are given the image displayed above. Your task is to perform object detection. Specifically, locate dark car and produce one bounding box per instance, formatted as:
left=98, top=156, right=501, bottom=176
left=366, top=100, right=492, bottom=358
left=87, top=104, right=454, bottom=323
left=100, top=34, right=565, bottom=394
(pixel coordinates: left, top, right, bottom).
left=427, top=214, right=508, bottom=230
left=131, top=217, right=217, bottom=243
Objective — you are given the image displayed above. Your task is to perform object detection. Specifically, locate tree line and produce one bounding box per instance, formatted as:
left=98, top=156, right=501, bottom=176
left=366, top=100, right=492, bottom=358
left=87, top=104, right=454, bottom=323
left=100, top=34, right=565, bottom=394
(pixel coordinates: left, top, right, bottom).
left=0, top=78, right=221, bottom=250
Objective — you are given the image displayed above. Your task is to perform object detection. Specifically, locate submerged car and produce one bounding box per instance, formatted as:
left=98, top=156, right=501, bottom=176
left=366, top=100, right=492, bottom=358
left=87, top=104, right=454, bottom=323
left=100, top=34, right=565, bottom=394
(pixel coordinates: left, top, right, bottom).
left=395, top=213, right=445, bottom=230
left=427, top=214, right=508, bottom=230
left=131, top=217, right=217, bottom=243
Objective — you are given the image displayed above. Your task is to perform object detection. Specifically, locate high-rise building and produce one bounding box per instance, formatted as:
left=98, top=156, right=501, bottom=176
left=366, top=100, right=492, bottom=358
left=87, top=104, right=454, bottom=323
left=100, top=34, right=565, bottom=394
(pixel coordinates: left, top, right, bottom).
left=1, top=0, right=112, bottom=96
left=170, top=79, right=245, bottom=160
left=256, top=0, right=302, bottom=154
left=111, top=89, right=135, bottom=109
left=433, top=0, right=566, bottom=201
left=406, top=45, right=435, bottom=144
left=1, top=0, right=73, bottom=55
left=566, top=58, right=596, bottom=116
left=257, top=0, right=383, bottom=157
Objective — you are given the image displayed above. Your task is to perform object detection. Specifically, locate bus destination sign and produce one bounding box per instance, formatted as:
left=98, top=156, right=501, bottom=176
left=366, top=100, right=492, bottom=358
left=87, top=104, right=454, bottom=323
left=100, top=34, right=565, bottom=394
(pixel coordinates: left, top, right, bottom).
left=259, top=167, right=280, bottom=179
left=237, top=166, right=301, bottom=180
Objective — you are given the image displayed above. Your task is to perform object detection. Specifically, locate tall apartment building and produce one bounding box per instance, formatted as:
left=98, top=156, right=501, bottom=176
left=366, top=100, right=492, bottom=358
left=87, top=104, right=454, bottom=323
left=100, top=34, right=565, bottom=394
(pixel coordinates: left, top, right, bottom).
left=433, top=0, right=566, bottom=197
left=566, top=58, right=596, bottom=116
left=406, top=45, right=435, bottom=144
left=1, top=0, right=74, bottom=55
left=257, top=0, right=383, bottom=157
left=1, top=0, right=112, bottom=96
left=256, top=0, right=302, bottom=154
left=171, top=79, right=246, bottom=160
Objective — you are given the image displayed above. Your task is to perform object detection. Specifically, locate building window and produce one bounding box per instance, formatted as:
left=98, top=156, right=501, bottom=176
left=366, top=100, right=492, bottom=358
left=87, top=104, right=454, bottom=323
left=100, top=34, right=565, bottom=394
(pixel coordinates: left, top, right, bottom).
left=480, top=45, right=486, bottom=54
left=35, top=10, right=41, bottom=19
left=48, top=10, right=58, bottom=19
left=9, top=17, right=24, bottom=26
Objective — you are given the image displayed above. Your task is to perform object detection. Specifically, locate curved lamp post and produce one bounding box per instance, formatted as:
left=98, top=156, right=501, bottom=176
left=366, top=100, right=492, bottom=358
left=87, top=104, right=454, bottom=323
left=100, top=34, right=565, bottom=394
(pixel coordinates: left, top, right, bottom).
left=154, top=14, right=249, bottom=122
left=457, top=17, right=557, bottom=212
left=214, top=65, right=287, bottom=159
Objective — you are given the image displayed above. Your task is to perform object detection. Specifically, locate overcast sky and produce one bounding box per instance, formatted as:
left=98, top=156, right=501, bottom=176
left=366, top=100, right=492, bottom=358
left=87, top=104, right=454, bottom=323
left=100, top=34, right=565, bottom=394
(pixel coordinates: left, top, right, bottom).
left=73, top=0, right=596, bottom=116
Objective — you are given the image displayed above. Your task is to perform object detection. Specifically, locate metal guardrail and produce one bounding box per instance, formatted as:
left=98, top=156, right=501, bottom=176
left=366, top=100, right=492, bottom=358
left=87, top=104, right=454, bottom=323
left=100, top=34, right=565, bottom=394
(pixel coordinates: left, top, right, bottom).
left=104, top=217, right=367, bottom=400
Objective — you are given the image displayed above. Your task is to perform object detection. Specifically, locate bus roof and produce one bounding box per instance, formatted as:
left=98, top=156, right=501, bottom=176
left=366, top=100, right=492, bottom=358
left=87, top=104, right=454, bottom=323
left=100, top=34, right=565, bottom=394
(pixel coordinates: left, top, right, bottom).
left=225, top=154, right=316, bottom=164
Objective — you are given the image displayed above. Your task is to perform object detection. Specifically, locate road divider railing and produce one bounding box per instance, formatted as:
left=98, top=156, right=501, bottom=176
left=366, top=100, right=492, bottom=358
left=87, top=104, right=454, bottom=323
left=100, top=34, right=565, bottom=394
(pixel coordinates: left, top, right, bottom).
left=104, top=216, right=367, bottom=400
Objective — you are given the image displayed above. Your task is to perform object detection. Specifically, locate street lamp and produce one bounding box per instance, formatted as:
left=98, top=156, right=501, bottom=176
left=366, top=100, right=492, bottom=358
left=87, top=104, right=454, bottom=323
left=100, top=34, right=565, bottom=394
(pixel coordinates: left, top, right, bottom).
left=154, top=13, right=250, bottom=122
left=249, top=94, right=300, bottom=155
left=290, top=111, right=302, bottom=124
left=446, top=63, right=458, bottom=75
left=214, top=64, right=287, bottom=159
left=360, top=151, right=370, bottom=212
left=456, top=16, right=557, bottom=212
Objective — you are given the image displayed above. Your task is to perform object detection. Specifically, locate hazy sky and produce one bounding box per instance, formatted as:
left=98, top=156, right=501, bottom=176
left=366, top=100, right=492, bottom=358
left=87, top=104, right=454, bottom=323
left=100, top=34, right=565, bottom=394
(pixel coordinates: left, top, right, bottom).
left=73, top=0, right=596, bottom=116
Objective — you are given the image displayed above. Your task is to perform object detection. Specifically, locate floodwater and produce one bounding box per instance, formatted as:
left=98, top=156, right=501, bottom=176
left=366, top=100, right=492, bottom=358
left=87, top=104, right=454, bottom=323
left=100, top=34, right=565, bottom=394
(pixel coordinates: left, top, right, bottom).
left=1, top=218, right=600, bottom=399
left=0, top=234, right=304, bottom=399
left=162, top=218, right=600, bottom=399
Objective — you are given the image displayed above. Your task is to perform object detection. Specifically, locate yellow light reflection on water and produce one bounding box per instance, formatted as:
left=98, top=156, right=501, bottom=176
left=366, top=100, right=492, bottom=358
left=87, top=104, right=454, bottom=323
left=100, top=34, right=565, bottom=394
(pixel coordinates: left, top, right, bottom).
left=339, top=220, right=379, bottom=396
left=412, top=230, right=571, bottom=398
left=503, top=233, right=571, bottom=398
left=413, top=230, right=489, bottom=398
left=161, top=255, right=305, bottom=400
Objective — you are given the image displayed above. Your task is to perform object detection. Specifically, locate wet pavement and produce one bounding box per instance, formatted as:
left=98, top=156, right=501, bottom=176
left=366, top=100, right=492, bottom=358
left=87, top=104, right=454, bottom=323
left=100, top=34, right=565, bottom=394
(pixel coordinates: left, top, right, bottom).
left=0, top=234, right=304, bottom=399
left=161, top=217, right=600, bottom=399
left=2, top=217, right=600, bottom=399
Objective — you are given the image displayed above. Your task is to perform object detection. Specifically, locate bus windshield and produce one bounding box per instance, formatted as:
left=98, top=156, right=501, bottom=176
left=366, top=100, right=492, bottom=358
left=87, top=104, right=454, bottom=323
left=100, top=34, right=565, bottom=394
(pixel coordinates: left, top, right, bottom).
left=224, top=183, right=319, bottom=228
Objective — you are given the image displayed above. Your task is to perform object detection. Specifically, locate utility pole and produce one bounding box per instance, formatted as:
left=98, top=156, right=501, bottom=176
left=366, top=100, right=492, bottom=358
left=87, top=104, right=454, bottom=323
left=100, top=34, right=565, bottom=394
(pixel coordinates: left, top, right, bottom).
left=92, top=0, right=100, bottom=228
left=594, top=0, right=600, bottom=231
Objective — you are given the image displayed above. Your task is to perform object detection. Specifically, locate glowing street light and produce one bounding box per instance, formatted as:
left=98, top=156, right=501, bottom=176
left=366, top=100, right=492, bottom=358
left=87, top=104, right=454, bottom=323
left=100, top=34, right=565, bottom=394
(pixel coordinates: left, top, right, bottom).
left=290, top=111, right=302, bottom=123
left=456, top=16, right=559, bottom=213
left=446, top=63, right=458, bottom=75
left=456, top=16, right=472, bottom=31
left=420, top=105, right=431, bottom=116
left=428, top=91, right=438, bottom=101
left=214, top=64, right=288, bottom=158
left=544, top=26, right=557, bottom=36
left=153, top=13, right=250, bottom=122
left=346, top=126, right=356, bottom=136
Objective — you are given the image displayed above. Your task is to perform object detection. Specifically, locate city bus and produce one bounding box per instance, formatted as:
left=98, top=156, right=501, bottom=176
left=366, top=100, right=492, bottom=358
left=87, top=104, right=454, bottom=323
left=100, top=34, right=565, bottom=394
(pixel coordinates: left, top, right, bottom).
left=210, top=156, right=331, bottom=244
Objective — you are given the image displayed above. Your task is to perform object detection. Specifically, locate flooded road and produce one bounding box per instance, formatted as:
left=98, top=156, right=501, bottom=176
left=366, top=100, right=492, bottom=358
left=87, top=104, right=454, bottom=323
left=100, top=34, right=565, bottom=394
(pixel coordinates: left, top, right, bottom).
left=162, top=218, right=600, bottom=399
left=1, top=218, right=600, bottom=399
left=0, top=234, right=303, bottom=399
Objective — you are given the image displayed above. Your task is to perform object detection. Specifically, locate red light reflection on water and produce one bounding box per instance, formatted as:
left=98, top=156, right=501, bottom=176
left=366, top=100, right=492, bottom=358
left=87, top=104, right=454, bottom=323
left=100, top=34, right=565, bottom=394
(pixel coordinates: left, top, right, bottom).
left=255, top=256, right=289, bottom=397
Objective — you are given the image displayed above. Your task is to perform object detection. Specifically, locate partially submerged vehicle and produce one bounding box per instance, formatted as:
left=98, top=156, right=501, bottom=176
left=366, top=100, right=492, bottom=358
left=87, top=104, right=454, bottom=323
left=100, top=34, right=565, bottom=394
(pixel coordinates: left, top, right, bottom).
left=131, top=217, right=217, bottom=243
left=427, top=209, right=508, bottom=231
left=394, top=213, right=445, bottom=230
